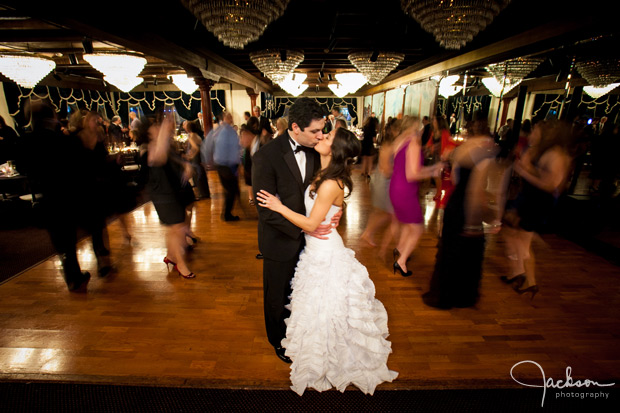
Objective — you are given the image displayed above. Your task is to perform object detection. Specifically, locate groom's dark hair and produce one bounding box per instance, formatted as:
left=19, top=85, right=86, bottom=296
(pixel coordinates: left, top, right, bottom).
left=288, top=98, right=325, bottom=131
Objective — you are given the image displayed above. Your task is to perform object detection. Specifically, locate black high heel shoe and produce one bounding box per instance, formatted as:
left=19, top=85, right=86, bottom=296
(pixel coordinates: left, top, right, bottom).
left=393, top=261, right=412, bottom=277
left=393, top=248, right=412, bottom=263
left=176, top=267, right=196, bottom=279
left=500, top=274, right=525, bottom=286
left=514, top=283, right=539, bottom=300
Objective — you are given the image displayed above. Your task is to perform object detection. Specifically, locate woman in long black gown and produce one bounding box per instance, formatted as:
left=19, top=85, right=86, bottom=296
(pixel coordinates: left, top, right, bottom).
left=422, top=116, right=500, bottom=309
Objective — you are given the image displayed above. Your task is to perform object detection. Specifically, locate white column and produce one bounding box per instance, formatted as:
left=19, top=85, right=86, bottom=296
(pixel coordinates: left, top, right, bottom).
left=488, top=96, right=500, bottom=132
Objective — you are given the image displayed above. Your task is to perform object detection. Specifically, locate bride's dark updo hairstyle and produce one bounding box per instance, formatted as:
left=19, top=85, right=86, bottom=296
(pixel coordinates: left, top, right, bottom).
left=310, top=127, right=361, bottom=200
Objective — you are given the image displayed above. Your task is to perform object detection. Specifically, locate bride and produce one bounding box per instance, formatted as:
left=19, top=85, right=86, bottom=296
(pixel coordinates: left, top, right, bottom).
left=256, top=127, right=398, bottom=396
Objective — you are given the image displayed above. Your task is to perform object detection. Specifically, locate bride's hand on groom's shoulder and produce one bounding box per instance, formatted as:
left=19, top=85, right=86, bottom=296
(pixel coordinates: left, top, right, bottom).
left=256, top=190, right=282, bottom=212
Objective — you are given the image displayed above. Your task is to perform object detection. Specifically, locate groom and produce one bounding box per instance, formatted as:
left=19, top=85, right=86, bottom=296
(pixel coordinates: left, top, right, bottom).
left=252, top=98, right=338, bottom=363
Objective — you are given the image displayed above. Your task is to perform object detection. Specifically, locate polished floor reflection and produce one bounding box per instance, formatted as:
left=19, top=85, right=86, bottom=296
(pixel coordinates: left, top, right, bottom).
left=0, top=170, right=618, bottom=389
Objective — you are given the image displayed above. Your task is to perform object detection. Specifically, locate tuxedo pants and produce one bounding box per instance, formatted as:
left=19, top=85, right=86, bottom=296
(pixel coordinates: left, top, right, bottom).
left=263, top=255, right=300, bottom=348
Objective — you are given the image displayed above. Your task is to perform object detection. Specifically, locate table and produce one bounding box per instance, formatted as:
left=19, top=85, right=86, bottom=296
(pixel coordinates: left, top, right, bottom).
left=0, top=174, right=27, bottom=201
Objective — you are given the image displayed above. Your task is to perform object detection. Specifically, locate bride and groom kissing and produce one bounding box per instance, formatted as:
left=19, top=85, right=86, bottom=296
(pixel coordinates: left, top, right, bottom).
left=252, top=98, right=397, bottom=396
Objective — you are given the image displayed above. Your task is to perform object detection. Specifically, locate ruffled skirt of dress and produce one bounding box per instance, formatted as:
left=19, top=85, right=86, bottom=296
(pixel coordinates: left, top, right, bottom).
left=281, top=244, right=398, bottom=396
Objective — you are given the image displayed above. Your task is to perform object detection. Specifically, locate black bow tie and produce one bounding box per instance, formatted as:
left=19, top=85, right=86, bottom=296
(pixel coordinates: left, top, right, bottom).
left=290, top=138, right=307, bottom=154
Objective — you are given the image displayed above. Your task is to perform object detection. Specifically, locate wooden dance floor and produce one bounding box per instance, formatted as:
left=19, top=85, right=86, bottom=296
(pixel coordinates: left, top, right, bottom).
left=1, top=170, right=618, bottom=391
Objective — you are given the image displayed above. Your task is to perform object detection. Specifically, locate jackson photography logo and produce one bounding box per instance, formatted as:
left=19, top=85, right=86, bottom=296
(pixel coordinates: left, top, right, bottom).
left=510, top=360, right=616, bottom=407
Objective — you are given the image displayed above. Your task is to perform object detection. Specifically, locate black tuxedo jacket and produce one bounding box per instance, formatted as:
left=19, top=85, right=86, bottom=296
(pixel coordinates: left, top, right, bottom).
left=252, top=133, right=320, bottom=262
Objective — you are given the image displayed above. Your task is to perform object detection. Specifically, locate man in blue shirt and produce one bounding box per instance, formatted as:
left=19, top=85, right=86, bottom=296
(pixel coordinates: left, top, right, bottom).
left=213, top=111, right=241, bottom=221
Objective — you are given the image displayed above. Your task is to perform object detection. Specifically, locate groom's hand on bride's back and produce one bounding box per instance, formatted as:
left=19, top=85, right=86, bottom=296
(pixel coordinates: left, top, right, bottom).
left=304, top=210, right=342, bottom=239
left=330, top=209, right=342, bottom=228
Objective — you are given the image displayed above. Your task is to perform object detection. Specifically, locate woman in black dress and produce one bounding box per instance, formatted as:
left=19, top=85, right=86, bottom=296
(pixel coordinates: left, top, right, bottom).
left=183, top=120, right=210, bottom=200
left=361, top=116, right=378, bottom=179
left=422, top=115, right=500, bottom=309
left=145, top=110, right=196, bottom=279
left=501, top=120, right=573, bottom=298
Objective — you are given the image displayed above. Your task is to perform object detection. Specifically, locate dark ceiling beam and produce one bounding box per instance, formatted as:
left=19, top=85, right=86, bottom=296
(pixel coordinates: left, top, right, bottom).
left=0, top=29, right=82, bottom=42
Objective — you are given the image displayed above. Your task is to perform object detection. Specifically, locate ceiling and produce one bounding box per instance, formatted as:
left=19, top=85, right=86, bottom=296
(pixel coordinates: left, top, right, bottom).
left=0, top=0, right=617, bottom=96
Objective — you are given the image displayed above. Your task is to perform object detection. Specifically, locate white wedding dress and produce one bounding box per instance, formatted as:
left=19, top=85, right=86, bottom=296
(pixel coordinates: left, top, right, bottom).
left=282, top=187, right=398, bottom=396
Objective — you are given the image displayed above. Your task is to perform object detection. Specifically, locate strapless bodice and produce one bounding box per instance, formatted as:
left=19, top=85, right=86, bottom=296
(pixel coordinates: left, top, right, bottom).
left=303, top=186, right=344, bottom=251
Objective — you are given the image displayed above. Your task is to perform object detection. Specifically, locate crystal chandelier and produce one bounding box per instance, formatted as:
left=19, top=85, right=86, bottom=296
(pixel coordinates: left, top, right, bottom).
left=583, top=83, right=620, bottom=99
left=433, top=75, right=462, bottom=98
left=575, top=59, right=620, bottom=87
left=182, top=0, right=291, bottom=49
left=104, top=75, right=143, bottom=93
left=277, top=73, right=307, bottom=96
left=170, top=74, right=199, bottom=94
left=83, top=52, right=147, bottom=92
left=328, top=84, right=349, bottom=98
left=484, top=57, right=543, bottom=96
left=328, top=73, right=368, bottom=97
left=401, top=0, right=511, bottom=50
left=250, top=49, right=304, bottom=83
left=83, top=52, right=147, bottom=78
left=481, top=77, right=504, bottom=97
left=348, top=52, right=405, bottom=85
left=0, top=54, right=56, bottom=88
left=335, top=73, right=368, bottom=94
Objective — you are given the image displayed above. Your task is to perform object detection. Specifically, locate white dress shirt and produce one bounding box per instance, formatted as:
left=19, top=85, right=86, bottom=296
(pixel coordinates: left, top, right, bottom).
left=289, top=135, right=306, bottom=182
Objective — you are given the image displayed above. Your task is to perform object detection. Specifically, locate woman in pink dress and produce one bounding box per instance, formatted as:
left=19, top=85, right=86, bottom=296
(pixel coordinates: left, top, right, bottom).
left=389, top=116, right=443, bottom=276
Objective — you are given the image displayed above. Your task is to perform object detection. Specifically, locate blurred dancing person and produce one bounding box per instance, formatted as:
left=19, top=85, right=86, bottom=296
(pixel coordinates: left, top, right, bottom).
left=240, top=117, right=261, bottom=206
left=361, top=117, right=399, bottom=257
left=501, top=120, right=573, bottom=298
left=423, top=114, right=500, bottom=309
left=183, top=120, right=210, bottom=200
left=145, top=109, right=196, bottom=279
left=214, top=111, right=242, bottom=221
left=389, top=116, right=443, bottom=277
left=361, top=116, right=379, bottom=180
left=274, top=117, right=288, bottom=139
left=25, top=103, right=91, bottom=291
left=71, top=110, right=115, bottom=278
left=430, top=116, right=451, bottom=201
left=436, top=117, right=461, bottom=236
